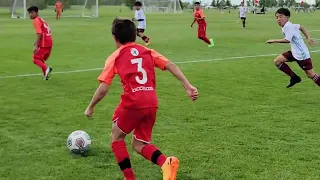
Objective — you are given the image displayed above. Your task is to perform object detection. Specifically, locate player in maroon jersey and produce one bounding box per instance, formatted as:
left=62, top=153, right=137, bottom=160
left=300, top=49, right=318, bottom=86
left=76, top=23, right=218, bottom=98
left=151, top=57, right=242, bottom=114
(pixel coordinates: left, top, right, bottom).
left=191, top=2, right=214, bottom=47
left=28, top=6, right=53, bottom=80
left=84, top=18, right=198, bottom=180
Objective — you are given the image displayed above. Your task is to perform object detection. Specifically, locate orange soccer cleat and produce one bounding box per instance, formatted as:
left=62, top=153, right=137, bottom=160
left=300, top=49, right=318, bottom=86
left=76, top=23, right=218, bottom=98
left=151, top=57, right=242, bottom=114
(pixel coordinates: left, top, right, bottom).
left=161, top=156, right=179, bottom=180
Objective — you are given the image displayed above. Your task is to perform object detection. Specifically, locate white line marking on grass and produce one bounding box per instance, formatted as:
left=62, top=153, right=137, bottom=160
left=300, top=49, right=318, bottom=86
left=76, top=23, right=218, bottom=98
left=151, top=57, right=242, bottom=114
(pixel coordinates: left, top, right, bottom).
left=1, top=49, right=320, bottom=79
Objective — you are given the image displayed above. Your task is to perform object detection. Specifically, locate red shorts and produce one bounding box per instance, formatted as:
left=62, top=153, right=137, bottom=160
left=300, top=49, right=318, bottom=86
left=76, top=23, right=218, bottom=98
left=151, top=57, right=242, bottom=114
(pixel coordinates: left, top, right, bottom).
left=282, top=51, right=313, bottom=70
left=112, top=106, right=157, bottom=143
left=198, top=24, right=207, bottom=38
left=33, top=47, right=52, bottom=61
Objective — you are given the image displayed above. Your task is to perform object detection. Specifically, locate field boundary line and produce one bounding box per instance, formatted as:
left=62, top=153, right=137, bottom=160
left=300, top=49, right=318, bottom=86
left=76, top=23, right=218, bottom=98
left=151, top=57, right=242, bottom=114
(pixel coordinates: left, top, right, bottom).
left=0, top=49, right=320, bottom=79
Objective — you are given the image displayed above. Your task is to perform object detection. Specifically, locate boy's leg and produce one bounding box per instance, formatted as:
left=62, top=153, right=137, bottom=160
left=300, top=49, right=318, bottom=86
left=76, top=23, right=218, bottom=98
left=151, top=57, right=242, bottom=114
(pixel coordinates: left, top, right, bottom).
left=274, top=51, right=301, bottom=88
left=241, top=17, right=246, bottom=28
left=33, top=47, right=48, bottom=76
left=111, top=107, right=138, bottom=180
left=137, top=29, right=150, bottom=45
left=132, top=108, right=179, bottom=180
left=43, top=47, right=53, bottom=80
left=297, top=58, right=320, bottom=86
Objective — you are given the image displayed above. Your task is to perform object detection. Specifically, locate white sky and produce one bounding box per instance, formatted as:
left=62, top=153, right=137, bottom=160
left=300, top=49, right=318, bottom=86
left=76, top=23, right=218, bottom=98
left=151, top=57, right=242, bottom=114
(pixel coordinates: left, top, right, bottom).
left=182, top=0, right=316, bottom=5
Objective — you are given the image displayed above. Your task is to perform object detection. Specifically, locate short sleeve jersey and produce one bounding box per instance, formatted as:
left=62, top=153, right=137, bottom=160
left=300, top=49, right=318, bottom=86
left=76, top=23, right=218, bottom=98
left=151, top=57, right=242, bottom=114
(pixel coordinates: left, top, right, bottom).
left=239, top=6, right=247, bottom=17
left=282, top=21, right=310, bottom=60
left=134, top=9, right=146, bottom=29
left=193, top=9, right=206, bottom=25
left=98, top=43, right=169, bottom=109
left=55, top=2, right=63, bottom=11
left=33, top=17, right=53, bottom=47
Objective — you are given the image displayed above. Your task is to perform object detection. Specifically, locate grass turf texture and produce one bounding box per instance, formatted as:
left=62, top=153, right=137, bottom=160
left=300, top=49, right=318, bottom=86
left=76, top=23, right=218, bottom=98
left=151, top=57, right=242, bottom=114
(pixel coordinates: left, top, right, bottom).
left=1, top=6, right=320, bottom=180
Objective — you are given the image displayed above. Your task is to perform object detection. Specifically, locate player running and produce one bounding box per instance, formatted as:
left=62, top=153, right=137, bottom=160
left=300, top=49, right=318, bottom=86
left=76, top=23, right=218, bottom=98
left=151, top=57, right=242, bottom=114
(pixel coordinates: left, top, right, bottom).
left=132, top=1, right=150, bottom=46
left=239, top=2, right=247, bottom=28
left=84, top=18, right=198, bottom=180
left=55, top=1, right=63, bottom=20
left=266, top=8, right=318, bottom=88
left=28, top=6, right=53, bottom=80
left=191, top=2, right=214, bottom=47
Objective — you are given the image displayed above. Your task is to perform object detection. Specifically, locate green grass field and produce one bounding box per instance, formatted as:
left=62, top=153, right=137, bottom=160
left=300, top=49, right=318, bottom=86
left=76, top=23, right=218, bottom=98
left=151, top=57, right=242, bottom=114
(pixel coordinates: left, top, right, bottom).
left=1, top=6, right=320, bottom=180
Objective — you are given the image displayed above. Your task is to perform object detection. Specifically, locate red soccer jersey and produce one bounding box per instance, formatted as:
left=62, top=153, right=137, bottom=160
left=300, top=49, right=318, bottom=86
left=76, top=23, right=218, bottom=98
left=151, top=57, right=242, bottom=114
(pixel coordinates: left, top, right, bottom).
left=33, top=17, right=53, bottom=47
left=55, top=2, right=63, bottom=11
left=194, top=9, right=206, bottom=25
left=98, top=42, right=169, bottom=109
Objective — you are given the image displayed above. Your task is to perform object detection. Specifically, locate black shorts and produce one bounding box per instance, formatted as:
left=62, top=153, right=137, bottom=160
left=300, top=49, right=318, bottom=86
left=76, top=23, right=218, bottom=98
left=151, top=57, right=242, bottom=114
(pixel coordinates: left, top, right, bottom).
left=282, top=51, right=313, bottom=70
left=240, top=17, right=246, bottom=20
left=137, top=28, right=145, bottom=33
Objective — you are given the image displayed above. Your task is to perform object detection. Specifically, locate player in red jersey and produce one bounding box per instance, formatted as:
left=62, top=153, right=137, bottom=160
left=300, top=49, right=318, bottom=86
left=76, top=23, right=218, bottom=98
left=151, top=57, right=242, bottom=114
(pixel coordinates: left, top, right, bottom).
left=84, top=18, right=198, bottom=180
left=55, top=1, right=63, bottom=20
left=191, top=2, right=214, bottom=47
left=28, top=6, right=53, bottom=80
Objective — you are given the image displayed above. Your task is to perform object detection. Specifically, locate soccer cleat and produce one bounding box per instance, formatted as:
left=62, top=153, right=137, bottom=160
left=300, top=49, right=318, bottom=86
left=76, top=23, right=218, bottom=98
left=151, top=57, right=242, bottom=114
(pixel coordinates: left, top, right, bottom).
left=286, top=75, right=301, bottom=88
left=161, top=156, right=179, bottom=180
left=145, top=36, right=151, bottom=46
left=44, top=66, right=53, bottom=80
left=208, top=38, right=214, bottom=47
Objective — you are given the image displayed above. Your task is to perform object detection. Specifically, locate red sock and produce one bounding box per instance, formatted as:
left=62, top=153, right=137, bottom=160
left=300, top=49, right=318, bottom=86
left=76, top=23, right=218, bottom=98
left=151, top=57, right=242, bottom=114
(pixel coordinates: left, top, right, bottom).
left=276, top=63, right=295, bottom=77
left=140, top=144, right=167, bottom=167
left=312, top=74, right=320, bottom=86
left=33, top=59, right=47, bottom=75
left=199, top=37, right=211, bottom=44
left=112, top=141, right=135, bottom=179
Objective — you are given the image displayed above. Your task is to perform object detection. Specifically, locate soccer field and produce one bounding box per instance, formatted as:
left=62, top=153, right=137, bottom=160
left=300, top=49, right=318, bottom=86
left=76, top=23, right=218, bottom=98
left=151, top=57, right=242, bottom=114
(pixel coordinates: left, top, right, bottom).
left=1, top=6, right=320, bottom=180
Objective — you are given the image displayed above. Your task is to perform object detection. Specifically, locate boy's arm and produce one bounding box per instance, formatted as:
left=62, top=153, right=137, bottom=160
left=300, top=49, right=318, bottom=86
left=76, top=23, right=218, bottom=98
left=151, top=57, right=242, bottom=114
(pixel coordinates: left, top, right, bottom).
left=191, top=18, right=196, bottom=27
left=87, top=83, right=109, bottom=109
left=266, top=39, right=290, bottom=44
left=152, top=51, right=198, bottom=101
left=165, top=61, right=193, bottom=89
left=85, top=57, right=116, bottom=117
left=299, top=25, right=317, bottom=46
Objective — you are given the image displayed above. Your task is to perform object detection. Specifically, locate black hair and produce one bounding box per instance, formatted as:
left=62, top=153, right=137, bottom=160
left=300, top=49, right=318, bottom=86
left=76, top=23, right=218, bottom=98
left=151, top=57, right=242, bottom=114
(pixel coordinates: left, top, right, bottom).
left=112, top=18, right=136, bottom=44
left=275, top=8, right=290, bottom=17
left=134, top=1, right=142, bottom=6
left=27, top=6, right=38, bottom=13
left=194, top=2, right=200, bottom=5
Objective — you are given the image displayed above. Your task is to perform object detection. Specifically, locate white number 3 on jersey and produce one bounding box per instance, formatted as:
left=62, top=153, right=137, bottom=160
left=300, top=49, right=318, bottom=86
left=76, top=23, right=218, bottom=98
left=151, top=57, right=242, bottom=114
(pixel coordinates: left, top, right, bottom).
left=131, top=58, right=147, bottom=84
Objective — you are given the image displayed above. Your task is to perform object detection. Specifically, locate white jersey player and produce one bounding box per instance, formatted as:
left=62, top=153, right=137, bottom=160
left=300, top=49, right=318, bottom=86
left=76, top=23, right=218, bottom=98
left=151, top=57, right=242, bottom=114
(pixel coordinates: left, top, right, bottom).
left=266, top=8, right=319, bottom=88
left=132, top=1, right=150, bottom=46
left=239, top=2, right=247, bottom=28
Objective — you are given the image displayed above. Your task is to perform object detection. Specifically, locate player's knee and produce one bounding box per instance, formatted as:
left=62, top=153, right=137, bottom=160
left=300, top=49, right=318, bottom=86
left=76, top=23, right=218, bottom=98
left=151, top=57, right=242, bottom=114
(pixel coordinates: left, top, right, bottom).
left=131, top=138, right=147, bottom=154
left=274, top=55, right=286, bottom=65
left=111, top=123, right=126, bottom=142
left=305, top=69, right=315, bottom=78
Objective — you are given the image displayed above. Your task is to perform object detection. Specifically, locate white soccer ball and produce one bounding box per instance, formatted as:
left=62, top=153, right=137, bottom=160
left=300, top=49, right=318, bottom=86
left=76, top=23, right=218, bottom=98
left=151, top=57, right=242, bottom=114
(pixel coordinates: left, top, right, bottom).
left=67, top=130, right=91, bottom=154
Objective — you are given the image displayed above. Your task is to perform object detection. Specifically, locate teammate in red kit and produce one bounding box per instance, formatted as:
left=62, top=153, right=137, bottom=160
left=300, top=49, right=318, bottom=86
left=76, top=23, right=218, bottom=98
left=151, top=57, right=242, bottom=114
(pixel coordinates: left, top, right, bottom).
left=55, top=0, right=63, bottom=20
left=28, top=6, right=53, bottom=80
left=191, top=2, right=214, bottom=47
left=84, top=18, right=198, bottom=180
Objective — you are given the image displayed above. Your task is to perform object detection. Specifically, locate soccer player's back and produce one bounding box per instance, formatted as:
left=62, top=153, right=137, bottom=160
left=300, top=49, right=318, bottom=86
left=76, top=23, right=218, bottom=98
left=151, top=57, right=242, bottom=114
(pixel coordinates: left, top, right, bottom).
left=85, top=18, right=198, bottom=180
left=28, top=6, right=53, bottom=80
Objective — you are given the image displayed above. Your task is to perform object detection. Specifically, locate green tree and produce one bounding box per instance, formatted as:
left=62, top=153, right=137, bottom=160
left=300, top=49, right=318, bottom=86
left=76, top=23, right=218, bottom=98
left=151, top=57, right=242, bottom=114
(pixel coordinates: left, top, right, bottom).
left=226, top=0, right=231, bottom=6
left=278, top=0, right=285, bottom=7
left=216, top=0, right=220, bottom=6
left=125, top=0, right=135, bottom=9
left=211, top=0, right=216, bottom=6
left=316, top=0, right=320, bottom=7
left=179, top=0, right=184, bottom=9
